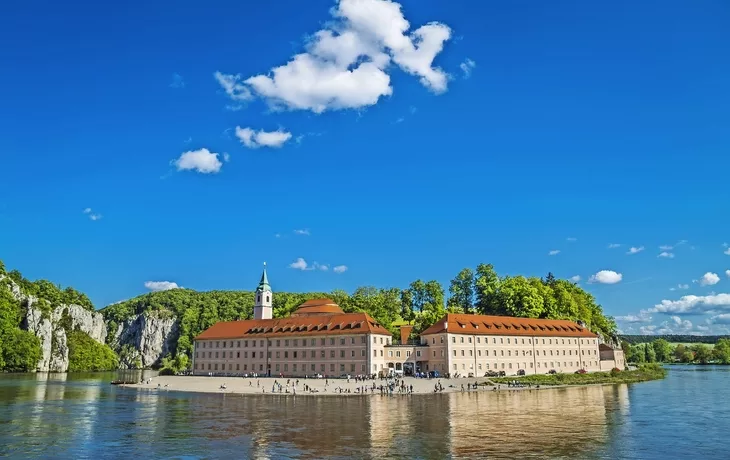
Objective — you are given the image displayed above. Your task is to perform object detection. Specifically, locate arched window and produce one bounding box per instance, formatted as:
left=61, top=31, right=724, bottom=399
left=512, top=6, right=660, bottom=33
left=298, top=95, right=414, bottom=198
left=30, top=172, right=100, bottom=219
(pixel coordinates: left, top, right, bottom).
left=257, top=295, right=261, bottom=303
left=266, top=295, right=270, bottom=302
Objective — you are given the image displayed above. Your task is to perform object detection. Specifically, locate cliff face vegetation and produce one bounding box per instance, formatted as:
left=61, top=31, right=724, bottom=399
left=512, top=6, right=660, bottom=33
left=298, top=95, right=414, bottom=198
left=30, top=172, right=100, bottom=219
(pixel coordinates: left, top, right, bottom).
left=1, top=259, right=618, bottom=372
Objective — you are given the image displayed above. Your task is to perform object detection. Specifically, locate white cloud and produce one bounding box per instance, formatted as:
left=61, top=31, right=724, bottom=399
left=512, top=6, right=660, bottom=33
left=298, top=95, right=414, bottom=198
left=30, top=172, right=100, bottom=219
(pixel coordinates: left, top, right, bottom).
left=566, top=237, right=577, bottom=242
left=289, top=257, right=330, bottom=271
left=726, top=270, right=730, bottom=278
left=569, top=275, right=581, bottom=283
left=459, top=58, right=476, bottom=78
left=669, top=283, right=690, bottom=291
left=333, top=265, right=348, bottom=273
left=214, top=71, right=253, bottom=101
left=616, top=313, right=652, bottom=323
left=235, top=127, right=292, bottom=149
left=289, top=258, right=310, bottom=270
left=659, top=245, right=674, bottom=251
left=709, top=314, right=730, bottom=325
left=82, top=208, right=102, bottom=221
left=699, top=272, right=720, bottom=286
left=219, top=0, right=452, bottom=113
left=649, top=293, right=730, bottom=315
left=670, top=315, right=693, bottom=330
left=294, top=229, right=310, bottom=236
left=724, top=248, right=730, bottom=256
left=275, top=233, right=281, bottom=238
left=607, top=243, right=621, bottom=249
left=627, top=246, right=645, bottom=255
left=658, top=251, right=675, bottom=259
left=548, top=250, right=560, bottom=256
left=144, top=281, right=181, bottom=292
left=169, top=73, right=185, bottom=89
left=588, top=270, right=622, bottom=284
left=223, top=152, right=231, bottom=162
left=172, top=148, right=223, bottom=174
left=639, top=324, right=657, bottom=335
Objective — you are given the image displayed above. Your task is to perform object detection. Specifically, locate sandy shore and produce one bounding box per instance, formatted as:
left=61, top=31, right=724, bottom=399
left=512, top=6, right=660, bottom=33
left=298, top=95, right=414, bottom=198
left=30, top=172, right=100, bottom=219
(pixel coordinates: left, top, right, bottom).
left=123, top=375, right=547, bottom=396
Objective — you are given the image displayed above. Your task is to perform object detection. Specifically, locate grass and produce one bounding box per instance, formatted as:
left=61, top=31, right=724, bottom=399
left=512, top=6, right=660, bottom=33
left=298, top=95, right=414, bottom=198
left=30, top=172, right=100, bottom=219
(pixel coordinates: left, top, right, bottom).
left=670, top=342, right=715, bottom=349
left=490, top=364, right=667, bottom=386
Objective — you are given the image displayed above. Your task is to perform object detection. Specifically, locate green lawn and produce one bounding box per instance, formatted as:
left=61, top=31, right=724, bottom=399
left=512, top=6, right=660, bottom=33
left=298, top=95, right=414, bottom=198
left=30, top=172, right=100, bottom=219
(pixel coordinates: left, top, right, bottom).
left=489, top=364, right=666, bottom=386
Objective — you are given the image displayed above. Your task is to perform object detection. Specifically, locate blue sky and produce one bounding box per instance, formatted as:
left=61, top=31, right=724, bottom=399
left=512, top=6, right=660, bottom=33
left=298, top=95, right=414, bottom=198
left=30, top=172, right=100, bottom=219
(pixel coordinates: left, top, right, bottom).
left=1, top=0, right=729, bottom=334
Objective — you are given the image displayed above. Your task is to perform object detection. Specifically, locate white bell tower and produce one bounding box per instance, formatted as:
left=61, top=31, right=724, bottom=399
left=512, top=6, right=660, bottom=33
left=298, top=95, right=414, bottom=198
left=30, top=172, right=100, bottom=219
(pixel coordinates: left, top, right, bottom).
left=253, top=262, right=273, bottom=320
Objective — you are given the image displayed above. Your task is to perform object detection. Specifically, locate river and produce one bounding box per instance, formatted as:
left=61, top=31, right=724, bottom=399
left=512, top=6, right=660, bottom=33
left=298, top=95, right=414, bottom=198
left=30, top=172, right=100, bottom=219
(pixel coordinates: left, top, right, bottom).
left=1, top=366, right=728, bottom=459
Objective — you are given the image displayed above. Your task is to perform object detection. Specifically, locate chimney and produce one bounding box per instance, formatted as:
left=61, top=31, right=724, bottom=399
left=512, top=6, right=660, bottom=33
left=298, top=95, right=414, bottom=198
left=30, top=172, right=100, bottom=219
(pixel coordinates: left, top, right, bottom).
left=399, top=325, right=414, bottom=345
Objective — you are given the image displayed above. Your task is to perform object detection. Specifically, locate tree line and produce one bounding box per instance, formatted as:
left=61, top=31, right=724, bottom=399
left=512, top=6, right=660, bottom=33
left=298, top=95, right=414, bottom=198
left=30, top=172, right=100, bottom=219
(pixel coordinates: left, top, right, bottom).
left=620, top=334, right=725, bottom=345
left=623, top=339, right=730, bottom=365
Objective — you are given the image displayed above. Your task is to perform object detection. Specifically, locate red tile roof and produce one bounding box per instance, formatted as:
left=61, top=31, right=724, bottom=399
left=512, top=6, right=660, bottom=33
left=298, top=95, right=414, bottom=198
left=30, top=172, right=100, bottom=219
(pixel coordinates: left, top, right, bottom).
left=420, top=313, right=598, bottom=338
left=195, top=312, right=391, bottom=340
left=291, top=298, right=344, bottom=316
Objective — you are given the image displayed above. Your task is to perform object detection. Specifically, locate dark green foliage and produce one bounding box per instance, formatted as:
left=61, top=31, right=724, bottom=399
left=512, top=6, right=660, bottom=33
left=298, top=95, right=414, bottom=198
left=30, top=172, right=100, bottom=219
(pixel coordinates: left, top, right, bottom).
left=4, top=265, right=93, bottom=312
left=67, top=330, right=119, bottom=372
left=492, top=363, right=666, bottom=385
left=620, top=335, right=727, bottom=345
left=0, top=287, right=43, bottom=371
left=1, top=328, right=42, bottom=372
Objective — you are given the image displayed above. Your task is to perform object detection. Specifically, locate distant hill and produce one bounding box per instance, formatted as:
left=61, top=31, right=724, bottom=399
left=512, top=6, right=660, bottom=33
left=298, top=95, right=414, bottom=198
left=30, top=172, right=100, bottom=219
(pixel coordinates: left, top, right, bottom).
left=619, top=335, right=729, bottom=345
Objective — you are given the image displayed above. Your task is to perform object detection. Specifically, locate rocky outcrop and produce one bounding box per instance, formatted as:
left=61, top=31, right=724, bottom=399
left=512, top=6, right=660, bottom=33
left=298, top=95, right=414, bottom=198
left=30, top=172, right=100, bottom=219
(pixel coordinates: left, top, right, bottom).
left=110, top=313, right=178, bottom=368
left=2, top=274, right=108, bottom=372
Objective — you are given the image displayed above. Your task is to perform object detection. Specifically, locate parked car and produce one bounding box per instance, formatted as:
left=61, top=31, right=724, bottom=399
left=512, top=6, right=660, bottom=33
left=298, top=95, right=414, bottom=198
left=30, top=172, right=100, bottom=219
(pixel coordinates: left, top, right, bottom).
left=517, top=369, right=526, bottom=376
left=548, top=369, right=557, bottom=375
left=575, top=369, right=587, bottom=374
left=484, top=370, right=499, bottom=377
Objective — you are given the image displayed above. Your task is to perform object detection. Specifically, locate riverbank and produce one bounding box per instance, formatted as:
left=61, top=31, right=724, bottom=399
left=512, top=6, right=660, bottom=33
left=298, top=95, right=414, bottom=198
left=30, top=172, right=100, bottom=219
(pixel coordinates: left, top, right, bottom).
left=491, top=364, right=667, bottom=386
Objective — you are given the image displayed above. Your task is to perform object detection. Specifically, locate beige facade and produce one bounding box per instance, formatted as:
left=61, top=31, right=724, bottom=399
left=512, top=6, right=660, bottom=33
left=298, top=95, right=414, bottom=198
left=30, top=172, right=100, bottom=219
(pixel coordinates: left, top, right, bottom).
left=193, top=332, right=391, bottom=377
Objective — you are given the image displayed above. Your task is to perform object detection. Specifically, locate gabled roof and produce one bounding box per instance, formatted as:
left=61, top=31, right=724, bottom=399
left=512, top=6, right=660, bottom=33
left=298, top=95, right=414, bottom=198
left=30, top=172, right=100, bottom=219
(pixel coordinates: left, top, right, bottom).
left=195, top=312, right=390, bottom=340
left=420, top=313, right=598, bottom=338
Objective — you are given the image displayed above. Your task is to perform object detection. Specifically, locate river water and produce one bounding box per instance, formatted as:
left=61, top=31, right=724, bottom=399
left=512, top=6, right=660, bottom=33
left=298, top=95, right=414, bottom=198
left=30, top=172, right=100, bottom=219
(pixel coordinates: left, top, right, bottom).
left=0, top=366, right=728, bottom=459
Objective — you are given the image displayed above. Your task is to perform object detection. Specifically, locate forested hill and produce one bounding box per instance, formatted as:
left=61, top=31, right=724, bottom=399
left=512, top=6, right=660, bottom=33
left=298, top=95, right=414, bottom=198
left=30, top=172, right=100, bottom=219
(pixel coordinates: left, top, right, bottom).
left=620, top=335, right=729, bottom=345
left=101, top=264, right=619, bottom=360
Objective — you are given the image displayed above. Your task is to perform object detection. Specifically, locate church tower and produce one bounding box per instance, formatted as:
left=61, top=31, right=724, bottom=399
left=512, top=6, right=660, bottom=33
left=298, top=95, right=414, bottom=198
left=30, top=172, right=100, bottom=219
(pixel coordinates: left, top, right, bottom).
left=253, top=262, right=273, bottom=320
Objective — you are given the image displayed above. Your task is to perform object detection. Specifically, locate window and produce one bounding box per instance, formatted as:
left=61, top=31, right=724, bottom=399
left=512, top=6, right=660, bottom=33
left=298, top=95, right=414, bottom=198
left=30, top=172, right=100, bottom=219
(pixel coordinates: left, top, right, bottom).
left=452, top=337, right=456, bottom=343
left=340, top=338, right=346, bottom=345
left=380, top=350, right=383, bottom=357
left=276, top=352, right=280, bottom=358
left=338, top=364, right=344, bottom=372
left=374, top=337, right=377, bottom=344
left=237, top=352, right=240, bottom=358
left=433, top=351, right=436, bottom=357
left=453, top=350, right=456, bottom=356
left=214, top=364, right=218, bottom=370
left=478, top=350, right=481, bottom=357
left=351, top=337, right=355, bottom=344
left=416, top=350, right=421, bottom=357
left=237, top=341, right=241, bottom=347
left=460, top=337, right=464, bottom=343
left=340, top=350, right=345, bottom=358
left=374, top=350, right=377, bottom=357
left=284, top=364, right=288, bottom=371
left=285, top=340, right=289, bottom=347
left=293, top=364, right=297, bottom=372
left=244, top=340, right=248, bottom=347
left=260, top=340, right=264, bottom=347
left=389, top=351, right=393, bottom=357
left=311, top=351, right=316, bottom=358
left=215, top=352, right=219, bottom=358
left=461, top=350, right=465, bottom=356
left=361, top=336, right=366, bottom=344
left=507, top=338, right=510, bottom=344
left=229, top=351, right=233, bottom=358
left=284, top=351, right=289, bottom=358
left=267, top=352, right=271, bottom=358
left=441, top=336, right=444, bottom=343
left=330, top=350, right=335, bottom=358
left=223, top=341, right=226, bottom=348
left=330, top=338, right=335, bottom=345
left=380, top=337, right=383, bottom=344
left=216, top=341, right=220, bottom=348
left=477, top=337, right=480, bottom=343
left=361, top=350, right=366, bottom=357
left=275, top=364, right=280, bottom=371
left=468, top=337, right=472, bottom=343
left=352, top=350, right=356, bottom=357
left=406, top=351, right=411, bottom=357
left=276, top=340, right=280, bottom=347
left=396, top=351, right=401, bottom=358
left=351, top=363, right=356, bottom=372
left=293, top=351, right=297, bottom=358
left=266, top=295, right=270, bottom=302
left=441, top=350, right=444, bottom=357
left=469, top=350, right=473, bottom=357
left=236, top=364, right=240, bottom=370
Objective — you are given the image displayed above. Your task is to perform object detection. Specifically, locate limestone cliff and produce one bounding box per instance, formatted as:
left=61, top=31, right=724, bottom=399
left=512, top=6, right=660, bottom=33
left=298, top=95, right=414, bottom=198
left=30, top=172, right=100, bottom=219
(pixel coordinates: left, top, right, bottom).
left=109, top=313, right=179, bottom=369
left=2, top=274, right=108, bottom=372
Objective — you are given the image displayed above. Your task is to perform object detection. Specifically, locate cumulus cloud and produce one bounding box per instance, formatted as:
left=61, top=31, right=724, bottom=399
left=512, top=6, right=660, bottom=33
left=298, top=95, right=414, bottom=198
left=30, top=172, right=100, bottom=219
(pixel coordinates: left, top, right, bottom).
left=216, top=0, right=452, bottom=113
left=333, top=265, right=348, bottom=273
left=627, top=246, right=645, bottom=255
left=172, top=148, right=223, bottom=174
left=669, top=284, right=690, bottom=291
left=289, top=258, right=328, bottom=271
left=548, top=250, right=560, bottom=256
left=82, top=208, right=102, bottom=221
left=658, top=251, right=675, bottom=259
left=588, top=270, right=622, bottom=284
left=569, top=275, right=581, bottom=283
left=726, top=270, right=730, bottom=278
left=214, top=71, right=253, bottom=102
left=607, top=243, right=621, bottom=249
left=725, top=248, right=730, bottom=256
left=459, top=58, right=475, bottom=78
left=235, top=127, right=292, bottom=149
left=144, top=281, right=181, bottom=291
left=699, top=272, right=720, bottom=287
left=616, top=313, right=652, bottom=323
left=294, top=229, right=311, bottom=236
left=710, top=314, right=730, bottom=325
left=670, top=315, right=693, bottom=330
left=649, top=293, right=730, bottom=315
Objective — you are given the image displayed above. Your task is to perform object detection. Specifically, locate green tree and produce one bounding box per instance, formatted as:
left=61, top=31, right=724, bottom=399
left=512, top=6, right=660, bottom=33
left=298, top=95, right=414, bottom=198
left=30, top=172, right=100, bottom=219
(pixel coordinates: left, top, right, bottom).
left=496, top=276, right=544, bottom=318
left=713, top=339, right=730, bottom=364
left=644, top=343, right=657, bottom=363
left=674, top=344, right=687, bottom=361
left=67, top=330, right=119, bottom=371
left=652, top=339, right=673, bottom=363
left=474, top=263, right=501, bottom=315
left=690, top=344, right=711, bottom=364
left=448, top=268, right=475, bottom=314
left=1, top=329, right=42, bottom=372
